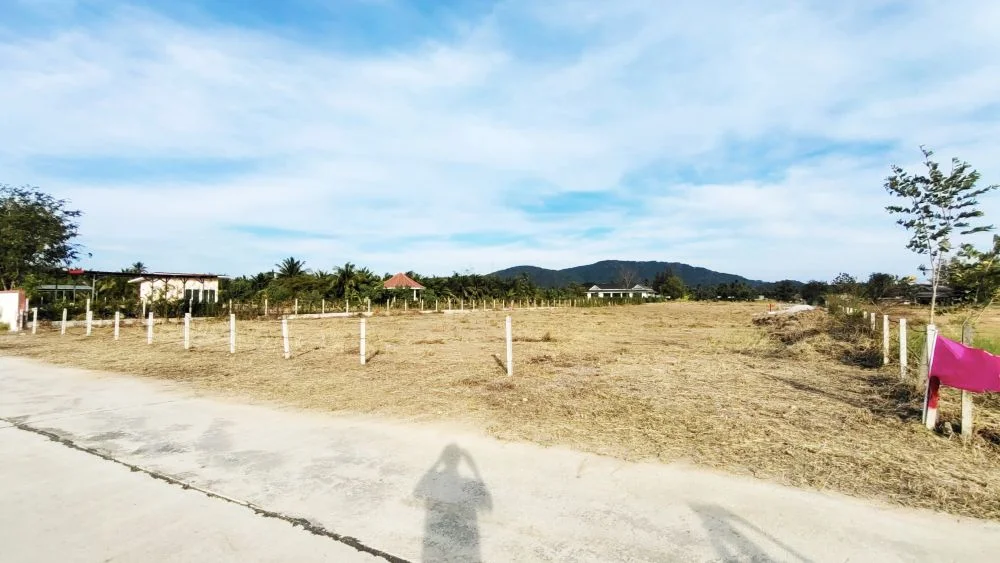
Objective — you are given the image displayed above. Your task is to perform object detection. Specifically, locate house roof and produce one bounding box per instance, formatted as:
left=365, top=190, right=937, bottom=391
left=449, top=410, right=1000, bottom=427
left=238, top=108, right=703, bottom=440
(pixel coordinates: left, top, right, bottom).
left=126, top=273, right=226, bottom=283
left=588, top=284, right=655, bottom=292
left=383, top=272, right=425, bottom=290
left=69, top=269, right=225, bottom=279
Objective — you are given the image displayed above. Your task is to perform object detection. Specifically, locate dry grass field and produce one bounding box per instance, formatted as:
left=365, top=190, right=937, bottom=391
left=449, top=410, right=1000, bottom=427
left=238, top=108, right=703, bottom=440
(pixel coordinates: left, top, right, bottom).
left=3, top=302, right=999, bottom=520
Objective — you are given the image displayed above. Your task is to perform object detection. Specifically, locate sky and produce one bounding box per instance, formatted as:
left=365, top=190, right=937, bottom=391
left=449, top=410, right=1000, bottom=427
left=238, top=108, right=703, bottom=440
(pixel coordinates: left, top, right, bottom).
left=3, top=0, right=1000, bottom=282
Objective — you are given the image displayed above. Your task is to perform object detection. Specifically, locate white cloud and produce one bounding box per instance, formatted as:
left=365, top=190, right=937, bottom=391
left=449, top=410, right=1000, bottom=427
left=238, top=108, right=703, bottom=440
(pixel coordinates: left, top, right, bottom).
left=1, top=0, right=999, bottom=281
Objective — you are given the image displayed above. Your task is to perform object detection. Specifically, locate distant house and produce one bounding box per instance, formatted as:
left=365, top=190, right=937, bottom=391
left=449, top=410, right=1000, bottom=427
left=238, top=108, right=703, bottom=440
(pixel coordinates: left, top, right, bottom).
left=586, top=284, right=657, bottom=299
left=35, top=284, right=94, bottom=300
left=128, top=272, right=223, bottom=304
left=913, top=284, right=954, bottom=304
left=383, top=272, right=425, bottom=301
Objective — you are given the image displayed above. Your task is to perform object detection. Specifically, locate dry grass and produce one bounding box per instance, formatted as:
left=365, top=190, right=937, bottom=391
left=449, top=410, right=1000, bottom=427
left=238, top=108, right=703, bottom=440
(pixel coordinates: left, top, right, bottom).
left=3, top=302, right=1000, bottom=520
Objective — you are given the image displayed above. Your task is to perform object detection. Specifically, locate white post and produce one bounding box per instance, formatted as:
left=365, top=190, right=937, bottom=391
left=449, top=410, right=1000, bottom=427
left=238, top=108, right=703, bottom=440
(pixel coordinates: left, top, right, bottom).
left=61, top=308, right=67, bottom=335
left=505, top=316, right=513, bottom=377
left=360, top=318, right=367, bottom=365
left=870, top=312, right=876, bottom=332
left=229, top=313, right=236, bottom=354
left=404, top=299, right=408, bottom=311
left=183, top=313, right=191, bottom=350
left=142, top=300, right=147, bottom=318
left=961, top=392, right=974, bottom=442
left=114, top=311, right=120, bottom=341
left=435, top=299, right=439, bottom=312
left=923, top=324, right=939, bottom=429
left=282, top=319, right=290, bottom=359
left=346, top=299, right=350, bottom=314
left=31, top=308, right=38, bottom=335
left=147, top=312, right=154, bottom=345
left=367, top=297, right=371, bottom=314
left=493, top=299, right=496, bottom=309
left=461, top=299, right=464, bottom=311
left=899, top=318, right=907, bottom=380
left=85, top=310, right=93, bottom=336
left=882, top=315, right=890, bottom=366
left=264, top=298, right=269, bottom=317
left=322, top=299, right=326, bottom=314
left=294, top=298, right=299, bottom=315
left=448, top=298, right=452, bottom=310
left=86, top=298, right=91, bottom=317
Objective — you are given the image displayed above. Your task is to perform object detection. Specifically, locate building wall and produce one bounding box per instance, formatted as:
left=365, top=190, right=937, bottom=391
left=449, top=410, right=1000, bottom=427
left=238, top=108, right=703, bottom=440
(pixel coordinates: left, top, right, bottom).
left=139, top=279, right=220, bottom=303
left=0, top=290, right=26, bottom=331
left=586, top=291, right=654, bottom=299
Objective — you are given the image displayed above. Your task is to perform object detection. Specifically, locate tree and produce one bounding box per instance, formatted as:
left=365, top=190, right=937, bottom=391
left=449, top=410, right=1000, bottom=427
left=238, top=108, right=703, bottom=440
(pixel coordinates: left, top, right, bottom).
left=864, top=273, right=897, bottom=302
left=125, top=262, right=147, bottom=274
left=653, top=268, right=686, bottom=299
left=830, top=273, right=859, bottom=295
left=885, top=147, right=997, bottom=323
left=771, top=280, right=798, bottom=302
left=948, top=235, right=1000, bottom=306
left=332, top=262, right=358, bottom=298
left=800, top=280, right=829, bottom=305
left=616, top=265, right=639, bottom=288
left=276, top=257, right=307, bottom=278
left=0, top=185, right=83, bottom=290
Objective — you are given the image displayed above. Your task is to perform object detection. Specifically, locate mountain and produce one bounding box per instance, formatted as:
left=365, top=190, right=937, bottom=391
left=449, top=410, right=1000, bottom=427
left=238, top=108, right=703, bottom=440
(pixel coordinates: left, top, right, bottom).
left=490, top=260, right=770, bottom=289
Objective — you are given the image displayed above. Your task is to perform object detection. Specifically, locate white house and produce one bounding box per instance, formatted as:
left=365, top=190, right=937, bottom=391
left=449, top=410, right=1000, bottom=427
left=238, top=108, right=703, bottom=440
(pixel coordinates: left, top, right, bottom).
left=586, top=284, right=657, bottom=299
left=129, top=273, right=222, bottom=304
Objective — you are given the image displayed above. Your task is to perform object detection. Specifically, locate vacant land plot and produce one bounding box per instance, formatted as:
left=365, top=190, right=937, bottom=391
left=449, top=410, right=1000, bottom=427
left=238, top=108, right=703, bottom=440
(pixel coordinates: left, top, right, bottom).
left=2, top=302, right=999, bottom=520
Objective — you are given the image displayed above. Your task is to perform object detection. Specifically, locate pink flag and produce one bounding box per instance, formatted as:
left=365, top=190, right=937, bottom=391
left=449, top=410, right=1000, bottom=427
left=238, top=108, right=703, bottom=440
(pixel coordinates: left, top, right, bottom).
left=930, top=335, right=1000, bottom=393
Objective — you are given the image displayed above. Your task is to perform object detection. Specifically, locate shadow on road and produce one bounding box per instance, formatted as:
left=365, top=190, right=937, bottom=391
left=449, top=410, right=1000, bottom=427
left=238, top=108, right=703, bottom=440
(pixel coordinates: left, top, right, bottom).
left=691, top=502, right=812, bottom=562
left=414, top=444, right=492, bottom=563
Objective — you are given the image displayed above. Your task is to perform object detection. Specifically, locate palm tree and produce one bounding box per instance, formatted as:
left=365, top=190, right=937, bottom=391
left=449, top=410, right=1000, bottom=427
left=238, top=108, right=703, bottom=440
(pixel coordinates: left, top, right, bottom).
left=333, top=262, right=358, bottom=298
left=276, top=257, right=306, bottom=278
left=123, top=261, right=147, bottom=274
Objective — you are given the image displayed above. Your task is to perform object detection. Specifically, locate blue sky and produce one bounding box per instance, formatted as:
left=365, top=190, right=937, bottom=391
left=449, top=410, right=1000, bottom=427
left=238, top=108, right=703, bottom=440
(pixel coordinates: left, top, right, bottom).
left=3, top=0, right=1000, bottom=281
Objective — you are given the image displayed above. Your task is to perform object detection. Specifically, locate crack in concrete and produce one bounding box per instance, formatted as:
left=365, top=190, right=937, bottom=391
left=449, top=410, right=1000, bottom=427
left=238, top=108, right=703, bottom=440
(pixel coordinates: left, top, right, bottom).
left=1, top=416, right=410, bottom=563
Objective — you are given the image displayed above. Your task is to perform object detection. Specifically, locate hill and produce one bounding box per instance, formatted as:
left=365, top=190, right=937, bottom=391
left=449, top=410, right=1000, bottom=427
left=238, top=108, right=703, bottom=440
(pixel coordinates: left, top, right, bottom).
left=491, top=260, right=770, bottom=288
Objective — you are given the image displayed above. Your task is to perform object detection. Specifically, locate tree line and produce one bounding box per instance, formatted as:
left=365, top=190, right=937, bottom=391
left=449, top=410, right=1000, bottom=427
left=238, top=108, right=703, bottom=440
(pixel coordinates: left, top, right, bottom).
left=5, top=146, right=1000, bottom=319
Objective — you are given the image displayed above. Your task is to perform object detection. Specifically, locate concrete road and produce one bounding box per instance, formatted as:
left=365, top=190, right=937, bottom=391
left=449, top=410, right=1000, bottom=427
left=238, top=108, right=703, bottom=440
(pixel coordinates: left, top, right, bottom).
left=0, top=429, right=378, bottom=563
left=2, top=356, right=1000, bottom=562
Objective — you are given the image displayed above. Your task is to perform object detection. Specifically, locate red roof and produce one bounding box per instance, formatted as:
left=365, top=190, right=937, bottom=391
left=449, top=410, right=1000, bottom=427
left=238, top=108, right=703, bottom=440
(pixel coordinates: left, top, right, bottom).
left=383, top=272, right=425, bottom=290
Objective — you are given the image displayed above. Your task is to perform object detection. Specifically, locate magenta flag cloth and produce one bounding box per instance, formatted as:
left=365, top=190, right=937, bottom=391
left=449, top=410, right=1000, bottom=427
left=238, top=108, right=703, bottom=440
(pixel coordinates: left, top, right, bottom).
left=930, top=335, right=1000, bottom=393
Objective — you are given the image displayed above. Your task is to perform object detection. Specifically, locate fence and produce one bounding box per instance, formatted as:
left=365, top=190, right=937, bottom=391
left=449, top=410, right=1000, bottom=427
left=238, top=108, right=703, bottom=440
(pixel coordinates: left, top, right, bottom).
left=829, top=300, right=982, bottom=441
left=20, top=293, right=666, bottom=327
left=15, top=296, right=619, bottom=378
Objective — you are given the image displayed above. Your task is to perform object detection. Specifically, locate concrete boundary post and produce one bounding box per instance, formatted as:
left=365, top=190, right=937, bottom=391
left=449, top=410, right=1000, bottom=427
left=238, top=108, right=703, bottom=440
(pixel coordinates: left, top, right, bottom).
left=899, top=318, right=907, bottom=380
left=282, top=319, right=290, bottom=360
left=360, top=318, right=367, bottom=366
left=505, top=316, right=513, bottom=377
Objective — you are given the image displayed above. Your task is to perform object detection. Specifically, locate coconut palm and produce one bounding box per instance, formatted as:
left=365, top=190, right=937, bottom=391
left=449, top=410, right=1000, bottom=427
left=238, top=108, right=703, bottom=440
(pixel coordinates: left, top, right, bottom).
left=276, top=257, right=307, bottom=278
left=332, top=262, right=358, bottom=298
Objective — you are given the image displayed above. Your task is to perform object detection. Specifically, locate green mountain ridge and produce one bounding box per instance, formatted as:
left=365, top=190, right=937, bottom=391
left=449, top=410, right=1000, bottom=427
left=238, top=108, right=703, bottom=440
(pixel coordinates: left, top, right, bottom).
left=490, top=260, right=773, bottom=289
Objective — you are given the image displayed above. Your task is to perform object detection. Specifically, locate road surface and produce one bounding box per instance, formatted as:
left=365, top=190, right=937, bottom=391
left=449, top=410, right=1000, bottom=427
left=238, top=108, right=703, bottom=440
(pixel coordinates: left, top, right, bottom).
left=2, top=356, right=999, bottom=562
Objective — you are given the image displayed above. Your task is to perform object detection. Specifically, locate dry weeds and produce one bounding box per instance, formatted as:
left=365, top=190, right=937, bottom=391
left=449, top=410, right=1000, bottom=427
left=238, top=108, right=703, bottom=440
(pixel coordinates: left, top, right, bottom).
left=3, top=302, right=999, bottom=520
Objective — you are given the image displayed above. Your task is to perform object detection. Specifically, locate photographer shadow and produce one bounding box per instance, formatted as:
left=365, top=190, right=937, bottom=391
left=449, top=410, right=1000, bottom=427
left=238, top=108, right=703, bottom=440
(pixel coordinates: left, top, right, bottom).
left=413, top=444, right=492, bottom=562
